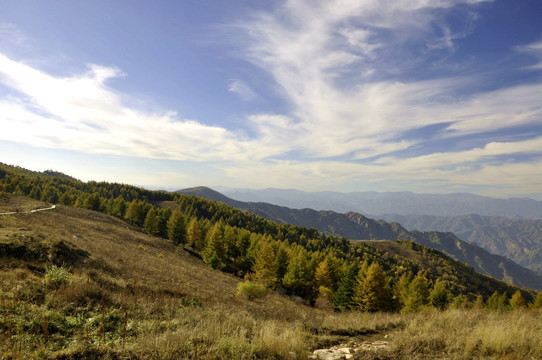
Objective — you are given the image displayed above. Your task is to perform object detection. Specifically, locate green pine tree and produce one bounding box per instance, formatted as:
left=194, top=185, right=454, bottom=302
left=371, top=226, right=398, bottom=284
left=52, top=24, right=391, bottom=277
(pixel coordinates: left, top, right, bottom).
left=430, top=280, right=450, bottom=310
left=403, top=273, right=430, bottom=313
left=333, top=262, right=359, bottom=311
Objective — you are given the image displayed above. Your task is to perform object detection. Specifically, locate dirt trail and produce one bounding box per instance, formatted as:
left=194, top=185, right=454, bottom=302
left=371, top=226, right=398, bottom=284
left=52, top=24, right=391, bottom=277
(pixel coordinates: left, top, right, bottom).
left=0, top=205, right=56, bottom=215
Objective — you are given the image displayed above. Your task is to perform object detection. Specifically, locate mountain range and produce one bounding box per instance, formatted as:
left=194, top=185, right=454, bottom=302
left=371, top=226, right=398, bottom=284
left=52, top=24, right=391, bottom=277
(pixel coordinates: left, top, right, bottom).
left=377, top=214, right=542, bottom=274
left=219, top=188, right=542, bottom=219
left=179, top=186, right=542, bottom=290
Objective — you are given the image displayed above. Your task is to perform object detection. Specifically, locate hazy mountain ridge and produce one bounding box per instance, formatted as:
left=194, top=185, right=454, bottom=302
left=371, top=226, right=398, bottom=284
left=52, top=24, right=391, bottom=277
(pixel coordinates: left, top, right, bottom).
left=378, top=213, right=542, bottom=274
left=179, top=186, right=542, bottom=290
left=219, top=188, right=542, bottom=219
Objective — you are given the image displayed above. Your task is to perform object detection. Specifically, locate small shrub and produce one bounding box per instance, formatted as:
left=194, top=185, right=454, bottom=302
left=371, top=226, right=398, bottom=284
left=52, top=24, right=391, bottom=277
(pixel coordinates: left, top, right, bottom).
left=44, top=264, right=71, bottom=289
left=236, top=281, right=267, bottom=301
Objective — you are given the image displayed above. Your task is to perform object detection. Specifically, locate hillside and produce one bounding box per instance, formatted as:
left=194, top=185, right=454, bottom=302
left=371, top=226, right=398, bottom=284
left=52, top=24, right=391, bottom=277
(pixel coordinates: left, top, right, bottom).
left=379, top=213, right=542, bottom=274
left=220, top=187, right=542, bottom=218
left=0, top=194, right=325, bottom=359
left=2, top=195, right=542, bottom=359
left=2, top=165, right=542, bottom=359
left=178, top=187, right=542, bottom=290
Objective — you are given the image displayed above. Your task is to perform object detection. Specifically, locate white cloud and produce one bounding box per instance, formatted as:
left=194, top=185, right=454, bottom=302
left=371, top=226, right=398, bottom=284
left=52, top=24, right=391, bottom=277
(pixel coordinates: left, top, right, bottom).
left=228, top=79, right=257, bottom=101
left=517, top=40, right=542, bottom=70
left=1, top=0, right=541, bottom=198
left=232, top=0, right=533, bottom=161
left=0, top=53, right=282, bottom=163
left=0, top=23, right=26, bottom=45
left=376, top=137, right=542, bottom=169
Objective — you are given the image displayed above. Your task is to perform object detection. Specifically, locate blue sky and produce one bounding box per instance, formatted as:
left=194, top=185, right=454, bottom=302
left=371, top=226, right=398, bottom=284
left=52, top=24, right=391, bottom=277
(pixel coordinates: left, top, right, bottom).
left=0, top=0, right=541, bottom=199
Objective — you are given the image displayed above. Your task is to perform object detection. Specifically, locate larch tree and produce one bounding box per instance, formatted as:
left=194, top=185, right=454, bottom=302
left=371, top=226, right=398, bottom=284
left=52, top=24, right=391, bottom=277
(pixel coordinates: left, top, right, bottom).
left=125, top=200, right=145, bottom=226
left=187, top=217, right=204, bottom=251
left=282, top=248, right=312, bottom=297
left=402, top=273, right=430, bottom=313
left=510, top=290, right=526, bottom=309
left=532, top=293, right=542, bottom=309
left=274, top=244, right=290, bottom=283
left=353, top=262, right=393, bottom=312
left=314, top=259, right=333, bottom=290
left=167, top=209, right=187, bottom=245
left=394, top=273, right=411, bottom=310
left=252, top=238, right=276, bottom=286
left=143, top=207, right=160, bottom=236
left=202, top=221, right=225, bottom=269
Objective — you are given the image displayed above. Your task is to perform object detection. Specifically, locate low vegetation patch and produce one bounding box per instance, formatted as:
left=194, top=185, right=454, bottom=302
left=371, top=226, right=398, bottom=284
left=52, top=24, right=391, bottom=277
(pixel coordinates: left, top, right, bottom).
left=237, top=280, right=268, bottom=300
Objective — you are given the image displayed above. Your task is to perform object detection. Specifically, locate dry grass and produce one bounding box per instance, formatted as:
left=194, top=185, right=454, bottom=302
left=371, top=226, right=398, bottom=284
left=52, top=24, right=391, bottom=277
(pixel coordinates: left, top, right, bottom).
left=0, top=193, right=48, bottom=213
left=2, top=194, right=542, bottom=359
left=378, top=308, right=542, bottom=359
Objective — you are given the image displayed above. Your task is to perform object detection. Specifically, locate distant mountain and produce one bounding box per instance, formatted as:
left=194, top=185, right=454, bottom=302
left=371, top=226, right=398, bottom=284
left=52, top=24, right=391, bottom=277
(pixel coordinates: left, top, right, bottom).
left=378, top=214, right=542, bottom=275
left=219, top=188, right=542, bottom=219
left=178, top=187, right=542, bottom=290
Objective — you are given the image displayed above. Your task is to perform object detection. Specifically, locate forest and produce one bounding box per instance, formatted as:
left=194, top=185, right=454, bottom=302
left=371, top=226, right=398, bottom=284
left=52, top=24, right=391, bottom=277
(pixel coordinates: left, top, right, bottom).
left=0, top=162, right=540, bottom=312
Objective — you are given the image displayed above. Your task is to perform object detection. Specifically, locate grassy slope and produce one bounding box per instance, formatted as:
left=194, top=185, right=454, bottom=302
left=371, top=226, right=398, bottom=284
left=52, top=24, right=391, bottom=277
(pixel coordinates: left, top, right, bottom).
left=0, top=195, right=309, bottom=315
left=2, top=194, right=542, bottom=360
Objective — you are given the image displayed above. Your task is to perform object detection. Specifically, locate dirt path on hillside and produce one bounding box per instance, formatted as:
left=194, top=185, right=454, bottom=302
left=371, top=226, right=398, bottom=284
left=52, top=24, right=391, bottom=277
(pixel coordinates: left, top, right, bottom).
left=0, top=205, right=56, bottom=215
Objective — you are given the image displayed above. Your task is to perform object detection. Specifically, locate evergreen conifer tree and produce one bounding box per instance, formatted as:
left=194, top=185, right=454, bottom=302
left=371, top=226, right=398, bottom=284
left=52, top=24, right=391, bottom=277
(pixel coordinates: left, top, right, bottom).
left=430, top=280, right=450, bottom=310
left=403, top=273, right=430, bottom=313
left=333, top=262, right=359, bottom=311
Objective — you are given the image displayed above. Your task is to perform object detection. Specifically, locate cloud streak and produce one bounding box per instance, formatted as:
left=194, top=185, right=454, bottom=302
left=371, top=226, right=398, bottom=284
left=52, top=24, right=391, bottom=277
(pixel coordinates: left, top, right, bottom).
left=0, top=53, right=284, bottom=163
left=228, top=79, right=257, bottom=101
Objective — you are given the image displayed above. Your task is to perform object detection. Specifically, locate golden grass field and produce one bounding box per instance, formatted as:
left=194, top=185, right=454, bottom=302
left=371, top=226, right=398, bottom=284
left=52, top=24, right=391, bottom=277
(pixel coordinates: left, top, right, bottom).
left=1, top=194, right=541, bottom=359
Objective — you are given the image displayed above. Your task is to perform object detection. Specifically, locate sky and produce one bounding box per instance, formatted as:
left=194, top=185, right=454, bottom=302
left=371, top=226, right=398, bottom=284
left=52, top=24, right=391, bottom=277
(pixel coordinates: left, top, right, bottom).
left=0, top=0, right=541, bottom=199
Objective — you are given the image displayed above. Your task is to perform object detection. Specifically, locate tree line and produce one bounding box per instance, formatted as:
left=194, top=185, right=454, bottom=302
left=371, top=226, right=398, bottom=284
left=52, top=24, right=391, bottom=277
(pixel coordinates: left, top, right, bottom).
left=1, top=163, right=540, bottom=311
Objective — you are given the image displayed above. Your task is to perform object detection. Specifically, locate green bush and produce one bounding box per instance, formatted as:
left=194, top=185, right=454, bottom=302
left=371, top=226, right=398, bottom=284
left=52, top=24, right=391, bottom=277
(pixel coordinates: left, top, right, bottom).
left=44, top=264, right=71, bottom=289
left=236, top=281, right=267, bottom=301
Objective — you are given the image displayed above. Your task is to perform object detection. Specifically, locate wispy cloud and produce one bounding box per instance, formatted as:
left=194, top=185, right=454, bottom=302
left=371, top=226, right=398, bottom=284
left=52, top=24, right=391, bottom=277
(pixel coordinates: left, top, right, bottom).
left=231, top=0, right=524, bottom=160
left=1, top=0, right=541, bottom=197
left=0, top=23, right=26, bottom=45
left=228, top=79, right=257, bottom=101
left=517, top=40, right=542, bottom=70
left=0, top=53, right=280, bottom=162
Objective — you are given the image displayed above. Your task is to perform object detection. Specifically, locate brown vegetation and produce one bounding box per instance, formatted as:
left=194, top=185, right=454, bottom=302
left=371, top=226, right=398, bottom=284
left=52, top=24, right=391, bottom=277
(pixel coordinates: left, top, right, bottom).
left=1, top=194, right=541, bottom=359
